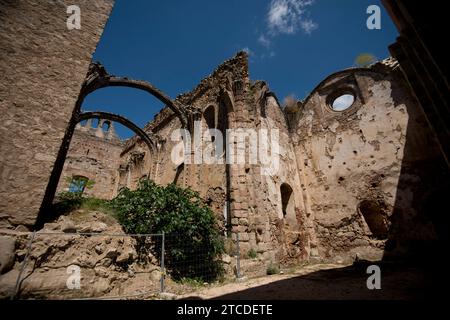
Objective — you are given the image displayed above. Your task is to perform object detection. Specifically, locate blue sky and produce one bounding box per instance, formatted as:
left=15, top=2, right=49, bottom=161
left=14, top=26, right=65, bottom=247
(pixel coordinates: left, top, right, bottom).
left=84, top=0, right=398, bottom=138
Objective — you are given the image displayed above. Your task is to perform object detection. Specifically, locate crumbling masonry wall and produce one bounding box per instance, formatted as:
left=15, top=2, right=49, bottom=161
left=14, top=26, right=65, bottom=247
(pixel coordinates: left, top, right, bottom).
left=115, top=54, right=314, bottom=264
left=0, top=0, right=114, bottom=228
left=56, top=120, right=123, bottom=199
left=289, top=61, right=449, bottom=262
left=1, top=1, right=448, bottom=292
left=113, top=54, right=448, bottom=264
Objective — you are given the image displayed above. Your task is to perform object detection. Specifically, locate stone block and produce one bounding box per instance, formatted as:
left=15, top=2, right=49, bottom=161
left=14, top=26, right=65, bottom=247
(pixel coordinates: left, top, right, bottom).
left=0, top=236, right=15, bottom=274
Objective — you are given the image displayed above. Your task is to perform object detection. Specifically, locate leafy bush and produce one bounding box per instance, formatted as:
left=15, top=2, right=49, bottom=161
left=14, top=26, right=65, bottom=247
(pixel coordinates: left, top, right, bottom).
left=53, top=192, right=113, bottom=215
left=80, top=197, right=113, bottom=213
left=283, top=94, right=299, bottom=114
left=111, top=179, right=224, bottom=281
left=354, top=53, right=377, bottom=67
left=179, top=277, right=206, bottom=288
left=51, top=177, right=99, bottom=215
left=266, top=264, right=280, bottom=275
left=247, top=248, right=257, bottom=259
left=53, top=191, right=84, bottom=213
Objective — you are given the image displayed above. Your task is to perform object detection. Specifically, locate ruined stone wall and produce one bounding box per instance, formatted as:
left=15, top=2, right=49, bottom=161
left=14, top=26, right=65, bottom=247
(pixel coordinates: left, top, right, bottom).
left=290, top=61, right=449, bottom=262
left=116, top=113, right=183, bottom=192
left=0, top=0, right=114, bottom=228
left=95, top=53, right=446, bottom=267
left=118, top=53, right=312, bottom=264
left=250, top=85, right=311, bottom=264
left=56, top=121, right=123, bottom=200
left=115, top=56, right=243, bottom=231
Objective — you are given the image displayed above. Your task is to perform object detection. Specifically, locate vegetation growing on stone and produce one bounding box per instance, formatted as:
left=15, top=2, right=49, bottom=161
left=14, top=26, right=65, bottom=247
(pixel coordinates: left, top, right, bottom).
left=111, top=179, right=225, bottom=282
left=354, top=53, right=377, bottom=67
left=54, top=190, right=112, bottom=215
left=247, top=248, right=258, bottom=259
left=266, top=264, right=280, bottom=275
left=54, top=178, right=225, bottom=282
left=283, top=94, right=300, bottom=113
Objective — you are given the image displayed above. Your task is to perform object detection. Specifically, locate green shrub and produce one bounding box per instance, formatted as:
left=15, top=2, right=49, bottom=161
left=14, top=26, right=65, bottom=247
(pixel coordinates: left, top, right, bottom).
left=52, top=177, right=98, bottom=215
left=266, top=264, right=280, bottom=275
left=354, top=53, right=377, bottom=67
left=53, top=192, right=113, bottom=216
left=53, top=191, right=84, bottom=213
left=247, top=248, right=257, bottom=259
left=179, top=277, right=205, bottom=288
left=111, top=179, right=224, bottom=282
left=223, top=238, right=236, bottom=256
left=80, top=197, right=112, bottom=213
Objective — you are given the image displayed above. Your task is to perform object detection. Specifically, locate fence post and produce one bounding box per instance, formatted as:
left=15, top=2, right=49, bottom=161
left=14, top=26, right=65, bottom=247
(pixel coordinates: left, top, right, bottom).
left=236, top=232, right=240, bottom=279
left=160, top=232, right=165, bottom=293
left=12, top=231, right=36, bottom=300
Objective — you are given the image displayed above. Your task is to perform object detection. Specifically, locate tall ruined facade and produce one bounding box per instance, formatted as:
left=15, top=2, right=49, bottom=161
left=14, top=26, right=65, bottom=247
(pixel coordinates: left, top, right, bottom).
left=1, top=0, right=448, bottom=270
left=0, top=0, right=114, bottom=228
left=59, top=52, right=449, bottom=265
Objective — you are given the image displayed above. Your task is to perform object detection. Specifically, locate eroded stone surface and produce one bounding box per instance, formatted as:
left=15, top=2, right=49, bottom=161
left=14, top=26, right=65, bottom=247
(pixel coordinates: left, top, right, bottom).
left=0, top=210, right=160, bottom=299
left=1, top=1, right=448, bottom=300
left=0, top=0, right=115, bottom=228
left=55, top=54, right=449, bottom=269
left=0, top=236, right=16, bottom=274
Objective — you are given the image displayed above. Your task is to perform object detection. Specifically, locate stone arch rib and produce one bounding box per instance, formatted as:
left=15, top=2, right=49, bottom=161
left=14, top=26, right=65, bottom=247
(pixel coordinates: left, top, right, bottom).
left=77, top=111, right=156, bottom=152
left=37, top=62, right=188, bottom=229
left=82, top=63, right=188, bottom=128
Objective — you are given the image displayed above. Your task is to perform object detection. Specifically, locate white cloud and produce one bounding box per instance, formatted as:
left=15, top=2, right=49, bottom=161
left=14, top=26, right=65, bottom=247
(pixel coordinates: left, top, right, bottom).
left=267, top=0, right=318, bottom=35
left=242, top=47, right=253, bottom=56
left=300, top=18, right=318, bottom=34
left=268, top=1, right=291, bottom=33
left=261, top=50, right=276, bottom=60
left=257, top=0, right=317, bottom=54
left=258, top=34, right=271, bottom=47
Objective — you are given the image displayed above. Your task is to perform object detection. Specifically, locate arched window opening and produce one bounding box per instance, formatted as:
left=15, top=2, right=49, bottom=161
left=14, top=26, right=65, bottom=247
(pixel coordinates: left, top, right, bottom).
left=102, top=120, right=111, bottom=132
left=332, top=94, right=354, bottom=111
left=203, top=105, right=216, bottom=130
left=280, top=183, right=294, bottom=218
left=358, top=200, right=389, bottom=239
left=261, top=98, right=268, bottom=118
left=327, top=90, right=356, bottom=112
left=174, top=163, right=184, bottom=186
left=68, top=175, right=89, bottom=194
left=92, top=118, right=100, bottom=128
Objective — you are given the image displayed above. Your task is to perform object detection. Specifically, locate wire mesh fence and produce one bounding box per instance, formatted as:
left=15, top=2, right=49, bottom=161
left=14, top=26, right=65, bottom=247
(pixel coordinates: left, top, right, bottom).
left=10, top=230, right=241, bottom=300
left=163, top=233, right=225, bottom=284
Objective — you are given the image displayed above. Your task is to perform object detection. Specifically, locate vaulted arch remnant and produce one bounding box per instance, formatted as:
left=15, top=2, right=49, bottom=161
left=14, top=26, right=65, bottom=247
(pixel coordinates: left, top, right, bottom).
left=82, top=62, right=188, bottom=128
left=77, top=111, right=157, bottom=152
left=38, top=62, right=186, bottom=228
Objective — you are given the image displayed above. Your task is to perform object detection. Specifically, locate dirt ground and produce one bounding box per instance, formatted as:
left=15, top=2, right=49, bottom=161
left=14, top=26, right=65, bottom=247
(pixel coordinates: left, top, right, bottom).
left=161, top=261, right=438, bottom=300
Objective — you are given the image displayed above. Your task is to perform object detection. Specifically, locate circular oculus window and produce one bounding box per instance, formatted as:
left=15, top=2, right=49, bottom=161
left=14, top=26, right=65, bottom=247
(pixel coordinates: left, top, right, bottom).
left=331, top=93, right=355, bottom=111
